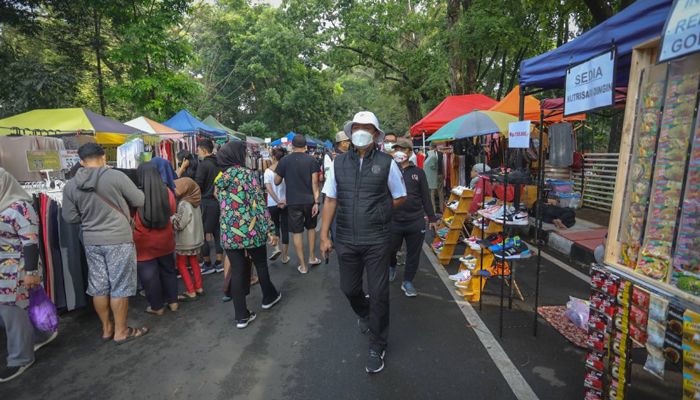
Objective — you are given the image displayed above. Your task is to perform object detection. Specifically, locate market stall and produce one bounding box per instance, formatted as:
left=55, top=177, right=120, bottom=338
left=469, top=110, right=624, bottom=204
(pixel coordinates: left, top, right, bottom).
left=518, top=0, right=700, bottom=398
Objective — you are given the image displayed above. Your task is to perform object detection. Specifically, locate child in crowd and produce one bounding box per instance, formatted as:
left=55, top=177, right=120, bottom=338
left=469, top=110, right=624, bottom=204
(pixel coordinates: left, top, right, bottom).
left=172, top=178, right=205, bottom=301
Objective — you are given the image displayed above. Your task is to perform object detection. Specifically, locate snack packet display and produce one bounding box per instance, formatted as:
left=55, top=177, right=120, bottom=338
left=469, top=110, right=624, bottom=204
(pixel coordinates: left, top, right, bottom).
left=645, top=344, right=667, bottom=379
left=649, top=293, right=670, bottom=322
left=619, top=63, right=667, bottom=268
left=636, top=62, right=700, bottom=281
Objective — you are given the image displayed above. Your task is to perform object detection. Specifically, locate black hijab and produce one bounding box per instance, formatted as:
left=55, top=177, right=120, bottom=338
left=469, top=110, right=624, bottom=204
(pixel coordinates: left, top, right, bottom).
left=217, top=141, right=247, bottom=169
left=137, top=162, right=171, bottom=229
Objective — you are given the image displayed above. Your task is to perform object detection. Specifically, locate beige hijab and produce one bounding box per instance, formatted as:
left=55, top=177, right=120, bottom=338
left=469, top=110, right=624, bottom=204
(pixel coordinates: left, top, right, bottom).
left=0, top=168, right=32, bottom=212
left=174, top=177, right=202, bottom=208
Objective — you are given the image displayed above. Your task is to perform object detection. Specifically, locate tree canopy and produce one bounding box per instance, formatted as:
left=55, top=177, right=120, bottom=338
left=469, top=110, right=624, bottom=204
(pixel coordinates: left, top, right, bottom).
left=0, top=0, right=634, bottom=142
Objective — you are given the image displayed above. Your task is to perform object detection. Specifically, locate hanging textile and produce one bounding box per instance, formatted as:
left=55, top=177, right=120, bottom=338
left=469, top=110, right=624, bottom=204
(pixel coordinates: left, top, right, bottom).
left=548, top=123, right=574, bottom=167
left=0, top=136, right=66, bottom=181
left=117, top=138, right=145, bottom=169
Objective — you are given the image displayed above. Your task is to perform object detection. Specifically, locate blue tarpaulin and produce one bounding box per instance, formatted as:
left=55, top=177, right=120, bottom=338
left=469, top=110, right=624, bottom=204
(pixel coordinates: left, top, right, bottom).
left=162, top=109, right=227, bottom=137
left=324, top=140, right=333, bottom=149
left=270, top=132, right=296, bottom=146
left=519, top=0, right=672, bottom=89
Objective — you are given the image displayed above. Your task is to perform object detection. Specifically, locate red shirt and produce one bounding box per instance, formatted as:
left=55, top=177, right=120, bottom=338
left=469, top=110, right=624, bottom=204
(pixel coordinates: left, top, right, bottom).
left=133, top=189, right=176, bottom=262
left=416, top=152, right=426, bottom=169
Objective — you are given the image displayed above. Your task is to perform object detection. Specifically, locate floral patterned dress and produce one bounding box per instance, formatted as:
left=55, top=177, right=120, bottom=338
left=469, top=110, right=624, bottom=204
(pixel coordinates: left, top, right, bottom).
left=0, top=200, right=40, bottom=309
left=215, top=166, right=274, bottom=250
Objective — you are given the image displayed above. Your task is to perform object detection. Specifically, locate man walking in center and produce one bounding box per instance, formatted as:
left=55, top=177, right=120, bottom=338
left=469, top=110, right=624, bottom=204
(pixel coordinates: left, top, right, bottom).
left=320, top=111, right=407, bottom=374
left=62, top=143, right=148, bottom=344
left=194, top=139, right=223, bottom=274
left=275, top=134, right=321, bottom=274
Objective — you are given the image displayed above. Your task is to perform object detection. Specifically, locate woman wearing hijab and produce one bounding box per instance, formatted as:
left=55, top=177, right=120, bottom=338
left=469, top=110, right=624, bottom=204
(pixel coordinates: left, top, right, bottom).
left=215, top=141, right=281, bottom=329
left=172, top=178, right=205, bottom=301
left=150, top=157, right=177, bottom=191
left=0, top=168, right=56, bottom=382
left=133, top=162, right=178, bottom=315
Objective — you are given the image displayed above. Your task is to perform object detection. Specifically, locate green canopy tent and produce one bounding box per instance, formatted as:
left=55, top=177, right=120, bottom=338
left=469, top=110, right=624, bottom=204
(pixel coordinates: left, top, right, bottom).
left=202, top=116, right=245, bottom=141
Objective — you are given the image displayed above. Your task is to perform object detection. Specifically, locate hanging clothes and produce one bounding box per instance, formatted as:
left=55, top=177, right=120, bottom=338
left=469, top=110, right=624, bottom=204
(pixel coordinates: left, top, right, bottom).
left=117, top=138, right=145, bottom=169
left=0, top=136, right=66, bottom=181
left=548, top=123, right=574, bottom=167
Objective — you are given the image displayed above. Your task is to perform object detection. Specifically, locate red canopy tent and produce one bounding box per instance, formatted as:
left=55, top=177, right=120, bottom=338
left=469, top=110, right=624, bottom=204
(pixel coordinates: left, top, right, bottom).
left=409, top=94, right=497, bottom=137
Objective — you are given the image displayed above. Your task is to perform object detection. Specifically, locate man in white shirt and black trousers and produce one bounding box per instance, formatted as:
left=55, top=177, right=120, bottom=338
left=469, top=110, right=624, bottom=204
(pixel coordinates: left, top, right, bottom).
left=320, top=111, right=407, bottom=374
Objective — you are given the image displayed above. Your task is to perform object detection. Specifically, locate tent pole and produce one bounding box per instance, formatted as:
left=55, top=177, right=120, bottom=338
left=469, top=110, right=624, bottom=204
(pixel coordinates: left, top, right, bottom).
left=533, top=105, right=546, bottom=337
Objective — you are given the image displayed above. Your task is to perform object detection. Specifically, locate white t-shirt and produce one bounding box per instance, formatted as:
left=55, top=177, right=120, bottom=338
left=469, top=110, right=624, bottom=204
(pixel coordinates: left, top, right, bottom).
left=264, top=168, right=286, bottom=207
left=322, top=158, right=406, bottom=200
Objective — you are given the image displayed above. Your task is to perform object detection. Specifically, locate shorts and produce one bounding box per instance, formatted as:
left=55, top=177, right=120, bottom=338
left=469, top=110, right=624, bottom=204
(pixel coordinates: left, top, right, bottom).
left=85, top=243, right=137, bottom=298
left=201, top=200, right=220, bottom=234
left=287, top=204, right=318, bottom=234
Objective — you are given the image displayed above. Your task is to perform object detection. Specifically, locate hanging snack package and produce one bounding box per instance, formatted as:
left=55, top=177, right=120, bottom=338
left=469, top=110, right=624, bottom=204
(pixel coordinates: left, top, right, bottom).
left=683, top=310, right=700, bottom=400
left=684, top=373, right=700, bottom=400
left=584, top=388, right=604, bottom=400
left=586, top=352, right=605, bottom=372
left=630, top=305, right=649, bottom=328
left=648, top=320, right=667, bottom=348
left=649, top=293, right=670, bottom=322
left=613, top=330, right=630, bottom=356
left=584, top=368, right=604, bottom=391
left=632, top=286, right=651, bottom=309
left=644, top=344, right=666, bottom=379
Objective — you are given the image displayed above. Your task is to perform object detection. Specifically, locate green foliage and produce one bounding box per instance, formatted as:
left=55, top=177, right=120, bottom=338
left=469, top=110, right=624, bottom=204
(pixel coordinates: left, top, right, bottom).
left=238, top=120, right=272, bottom=138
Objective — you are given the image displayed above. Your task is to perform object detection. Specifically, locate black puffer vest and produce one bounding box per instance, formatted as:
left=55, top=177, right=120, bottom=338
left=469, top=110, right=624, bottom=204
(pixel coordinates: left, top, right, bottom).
left=334, top=147, right=393, bottom=245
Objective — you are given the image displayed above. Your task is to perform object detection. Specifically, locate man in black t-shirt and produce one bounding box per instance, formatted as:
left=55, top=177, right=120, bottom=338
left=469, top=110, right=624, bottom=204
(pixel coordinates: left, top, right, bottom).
left=275, top=134, right=321, bottom=274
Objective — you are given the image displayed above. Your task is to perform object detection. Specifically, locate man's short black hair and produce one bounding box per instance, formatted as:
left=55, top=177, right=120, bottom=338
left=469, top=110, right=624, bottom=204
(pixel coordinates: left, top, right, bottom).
left=384, top=132, right=397, bottom=140
left=78, top=143, right=105, bottom=161
left=197, top=139, right=214, bottom=154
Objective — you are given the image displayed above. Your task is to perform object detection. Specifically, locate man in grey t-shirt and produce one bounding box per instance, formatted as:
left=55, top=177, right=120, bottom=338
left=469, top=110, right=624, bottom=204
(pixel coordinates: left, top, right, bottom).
left=62, top=143, right=149, bottom=344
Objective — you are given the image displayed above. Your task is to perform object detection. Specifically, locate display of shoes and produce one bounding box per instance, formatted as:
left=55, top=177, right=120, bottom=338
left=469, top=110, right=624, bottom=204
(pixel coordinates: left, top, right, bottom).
left=449, top=270, right=471, bottom=281
left=505, top=211, right=529, bottom=226
left=437, top=228, right=450, bottom=237
left=472, top=217, right=489, bottom=228
left=455, top=279, right=472, bottom=289
left=494, top=242, right=531, bottom=259
left=489, top=236, right=521, bottom=253
left=443, top=216, right=454, bottom=225
left=452, top=186, right=471, bottom=196
left=459, top=254, right=476, bottom=263
left=478, top=233, right=503, bottom=247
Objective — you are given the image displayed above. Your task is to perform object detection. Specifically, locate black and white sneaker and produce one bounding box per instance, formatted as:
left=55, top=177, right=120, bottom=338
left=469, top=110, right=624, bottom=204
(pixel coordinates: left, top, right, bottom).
left=365, top=349, right=386, bottom=374
left=505, top=211, right=529, bottom=226
left=0, top=360, right=35, bottom=383
left=358, top=317, right=370, bottom=335
left=200, top=264, right=216, bottom=275
left=262, top=293, right=282, bottom=310
left=214, top=263, right=225, bottom=273
left=34, top=331, right=58, bottom=352
left=236, top=312, right=257, bottom=329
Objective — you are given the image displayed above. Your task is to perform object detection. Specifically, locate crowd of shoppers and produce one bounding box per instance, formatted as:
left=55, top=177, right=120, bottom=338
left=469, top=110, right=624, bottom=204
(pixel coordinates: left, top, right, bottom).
left=1, top=110, right=448, bottom=381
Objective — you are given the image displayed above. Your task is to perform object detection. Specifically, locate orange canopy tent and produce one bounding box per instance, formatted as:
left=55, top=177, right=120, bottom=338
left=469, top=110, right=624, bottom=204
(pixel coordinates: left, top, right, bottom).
left=489, top=85, right=585, bottom=123
left=410, top=94, right=497, bottom=137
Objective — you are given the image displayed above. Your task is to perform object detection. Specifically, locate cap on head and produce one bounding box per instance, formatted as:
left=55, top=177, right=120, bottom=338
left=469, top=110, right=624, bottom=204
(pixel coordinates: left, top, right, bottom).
left=335, top=131, right=349, bottom=143
left=292, top=134, right=307, bottom=148
left=472, top=163, right=491, bottom=174
left=394, top=137, right=413, bottom=151
left=78, top=143, right=105, bottom=161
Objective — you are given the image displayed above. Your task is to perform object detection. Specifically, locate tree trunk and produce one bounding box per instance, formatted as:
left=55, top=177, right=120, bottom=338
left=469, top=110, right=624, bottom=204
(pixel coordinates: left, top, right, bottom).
left=583, top=0, right=613, bottom=25
left=93, top=7, right=106, bottom=115
left=446, top=0, right=463, bottom=94
left=607, top=110, right=623, bottom=153
left=496, top=50, right=507, bottom=100
left=405, top=96, right=422, bottom=125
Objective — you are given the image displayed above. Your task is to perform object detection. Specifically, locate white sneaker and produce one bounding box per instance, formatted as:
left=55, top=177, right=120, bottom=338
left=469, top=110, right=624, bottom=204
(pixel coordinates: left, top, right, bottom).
left=459, top=255, right=476, bottom=262
left=449, top=270, right=471, bottom=281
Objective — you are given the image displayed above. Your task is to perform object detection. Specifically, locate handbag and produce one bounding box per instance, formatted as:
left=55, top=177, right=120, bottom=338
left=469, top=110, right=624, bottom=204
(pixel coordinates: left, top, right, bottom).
left=27, top=286, right=59, bottom=332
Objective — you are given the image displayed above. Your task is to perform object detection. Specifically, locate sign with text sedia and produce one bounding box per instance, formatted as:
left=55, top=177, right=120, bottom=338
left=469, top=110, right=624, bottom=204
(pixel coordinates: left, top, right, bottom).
left=659, top=0, right=700, bottom=62
left=565, top=49, right=615, bottom=116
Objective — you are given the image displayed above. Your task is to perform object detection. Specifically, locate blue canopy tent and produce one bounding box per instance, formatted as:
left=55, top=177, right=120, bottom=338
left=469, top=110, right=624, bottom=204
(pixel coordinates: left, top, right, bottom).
left=270, top=132, right=296, bottom=147
left=519, top=0, right=672, bottom=90
left=305, top=135, right=323, bottom=147
left=162, top=109, right=227, bottom=137
left=324, top=140, right=333, bottom=149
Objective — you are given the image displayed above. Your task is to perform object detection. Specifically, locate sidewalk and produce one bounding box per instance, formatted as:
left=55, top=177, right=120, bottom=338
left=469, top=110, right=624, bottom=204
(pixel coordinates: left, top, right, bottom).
left=531, top=213, right=607, bottom=267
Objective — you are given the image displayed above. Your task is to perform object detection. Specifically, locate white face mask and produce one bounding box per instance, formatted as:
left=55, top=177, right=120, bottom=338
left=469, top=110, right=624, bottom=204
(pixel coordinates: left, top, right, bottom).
left=351, top=130, right=374, bottom=148
left=393, top=151, right=408, bottom=163
left=383, top=142, right=395, bottom=152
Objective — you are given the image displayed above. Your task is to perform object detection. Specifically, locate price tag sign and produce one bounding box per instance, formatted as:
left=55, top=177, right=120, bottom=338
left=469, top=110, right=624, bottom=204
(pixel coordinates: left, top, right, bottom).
left=264, top=138, right=272, bottom=144
left=508, top=121, right=531, bottom=148
left=26, top=150, right=61, bottom=172
left=281, top=137, right=288, bottom=144
left=60, top=150, right=81, bottom=170
left=659, top=0, right=700, bottom=62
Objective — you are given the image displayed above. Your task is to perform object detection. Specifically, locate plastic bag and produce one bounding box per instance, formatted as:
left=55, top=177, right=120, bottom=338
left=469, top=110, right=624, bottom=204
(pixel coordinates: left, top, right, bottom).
left=27, top=286, right=58, bottom=332
left=565, top=296, right=590, bottom=330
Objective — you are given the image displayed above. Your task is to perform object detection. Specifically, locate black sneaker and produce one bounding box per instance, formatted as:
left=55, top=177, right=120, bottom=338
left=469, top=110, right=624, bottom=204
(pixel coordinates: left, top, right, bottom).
left=262, top=292, right=282, bottom=310
left=357, top=317, right=370, bottom=335
left=236, top=312, right=257, bottom=329
left=0, top=360, right=34, bottom=382
left=214, top=263, right=224, bottom=273
left=34, top=331, right=58, bottom=352
left=200, top=263, right=216, bottom=275
left=365, top=349, right=385, bottom=374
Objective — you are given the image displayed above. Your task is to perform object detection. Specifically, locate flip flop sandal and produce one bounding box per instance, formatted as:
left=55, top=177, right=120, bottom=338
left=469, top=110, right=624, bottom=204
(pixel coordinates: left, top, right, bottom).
left=297, top=265, right=308, bottom=274
left=101, top=334, right=114, bottom=343
left=309, top=258, right=322, bottom=266
left=281, top=256, right=290, bottom=264
left=145, top=307, right=165, bottom=316
left=114, top=326, right=150, bottom=345
left=268, top=250, right=282, bottom=260
left=178, top=294, right=199, bottom=302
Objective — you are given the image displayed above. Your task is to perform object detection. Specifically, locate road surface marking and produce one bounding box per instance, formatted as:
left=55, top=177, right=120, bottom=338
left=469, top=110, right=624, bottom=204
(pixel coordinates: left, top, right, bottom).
left=423, top=242, right=540, bottom=400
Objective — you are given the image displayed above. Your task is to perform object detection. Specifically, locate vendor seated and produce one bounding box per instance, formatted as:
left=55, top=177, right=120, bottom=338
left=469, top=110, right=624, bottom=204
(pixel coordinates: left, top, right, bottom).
left=532, top=198, right=576, bottom=229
